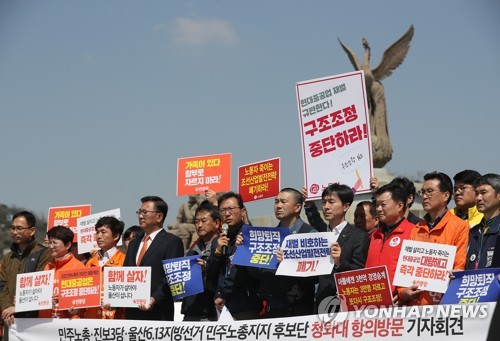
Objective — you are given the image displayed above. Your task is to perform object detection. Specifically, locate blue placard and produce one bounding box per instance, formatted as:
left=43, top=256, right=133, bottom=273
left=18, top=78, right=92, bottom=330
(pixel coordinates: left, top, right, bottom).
left=162, top=255, right=204, bottom=300
left=232, top=225, right=290, bottom=269
left=440, top=268, right=500, bottom=304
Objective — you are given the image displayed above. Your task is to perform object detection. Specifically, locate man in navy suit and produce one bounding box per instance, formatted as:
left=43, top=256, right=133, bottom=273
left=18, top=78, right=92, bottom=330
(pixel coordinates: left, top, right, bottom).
left=315, top=184, right=369, bottom=314
left=124, top=196, right=184, bottom=320
left=260, top=187, right=317, bottom=318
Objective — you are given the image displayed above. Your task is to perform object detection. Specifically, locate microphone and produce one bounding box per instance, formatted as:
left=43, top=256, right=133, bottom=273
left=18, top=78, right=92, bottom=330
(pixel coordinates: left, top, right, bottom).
left=221, top=223, right=229, bottom=255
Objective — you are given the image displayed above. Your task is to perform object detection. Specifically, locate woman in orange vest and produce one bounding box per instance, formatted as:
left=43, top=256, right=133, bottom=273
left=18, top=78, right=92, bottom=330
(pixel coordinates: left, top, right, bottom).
left=39, top=226, right=85, bottom=318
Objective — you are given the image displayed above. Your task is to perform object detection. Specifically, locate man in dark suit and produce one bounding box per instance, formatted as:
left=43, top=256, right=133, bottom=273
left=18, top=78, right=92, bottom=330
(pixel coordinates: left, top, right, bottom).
left=315, top=184, right=370, bottom=314
left=260, top=187, right=317, bottom=318
left=124, top=196, right=184, bottom=320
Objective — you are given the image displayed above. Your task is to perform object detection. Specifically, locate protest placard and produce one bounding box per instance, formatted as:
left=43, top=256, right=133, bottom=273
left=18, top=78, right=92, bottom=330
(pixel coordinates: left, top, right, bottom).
left=103, top=267, right=151, bottom=307
left=15, top=270, right=54, bottom=313
left=76, top=208, right=120, bottom=254
left=57, top=267, right=101, bottom=310
left=334, top=266, right=393, bottom=311
left=393, top=240, right=456, bottom=293
left=162, top=255, right=203, bottom=300
left=47, top=205, right=91, bottom=242
left=232, top=225, right=289, bottom=269
left=440, top=268, right=500, bottom=304
left=177, top=153, right=231, bottom=196
left=296, top=71, right=373, bottom=199
left=276, top=232, right=336, bottom=277
left=238, top=157, right=280, bottom=203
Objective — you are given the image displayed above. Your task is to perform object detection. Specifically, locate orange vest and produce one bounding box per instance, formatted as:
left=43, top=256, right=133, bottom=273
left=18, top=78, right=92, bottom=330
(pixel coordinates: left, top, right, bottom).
left=84, top=249, right=126, bottom=319
left=39, top=254, right=85, bottom=318
left=398, top=211, right=469, bottom=306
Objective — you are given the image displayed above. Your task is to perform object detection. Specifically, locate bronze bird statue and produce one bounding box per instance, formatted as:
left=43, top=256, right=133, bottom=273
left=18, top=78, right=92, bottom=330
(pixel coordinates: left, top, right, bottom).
left=338, top=25, right=414, bottom=168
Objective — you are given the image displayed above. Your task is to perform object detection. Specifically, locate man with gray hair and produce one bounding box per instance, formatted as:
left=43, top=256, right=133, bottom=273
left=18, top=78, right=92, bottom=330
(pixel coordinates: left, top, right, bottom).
left=467, top=173, right=500, bottom=269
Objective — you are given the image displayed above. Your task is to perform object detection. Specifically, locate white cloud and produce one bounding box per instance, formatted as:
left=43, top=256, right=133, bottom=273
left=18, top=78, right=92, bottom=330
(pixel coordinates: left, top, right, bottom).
left=169, top=17, right=238, bottom=47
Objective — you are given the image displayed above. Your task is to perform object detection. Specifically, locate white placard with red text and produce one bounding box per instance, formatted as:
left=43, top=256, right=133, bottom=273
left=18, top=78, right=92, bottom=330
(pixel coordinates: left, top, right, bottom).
left=276, top=232, right=336, bottom=277
left=15, top=270, right=54, bottom=313
left=103, top=266, right=151, bottom=308
left=297, top=71, right=373, bottom=199
left=393, top=240, right=456, bottom=293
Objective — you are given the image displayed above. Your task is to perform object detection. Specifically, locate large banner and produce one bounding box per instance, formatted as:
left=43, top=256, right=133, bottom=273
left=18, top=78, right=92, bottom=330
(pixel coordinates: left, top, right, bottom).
left=393, top=240, right=456, bottom=293
left=10, top=303, right=497, bottom=340
left=441, top=268, right=500, bottom=304
left=334, top=266, right=393, bottom=311
left=232, top=226, right=290, bottom=269
left=238, top=157, right=280, bottom=203
left=276, top=232, right=336, bottom=277
left=177, top=153, right=231, bottom=196
left=76, top=208, right=121, bottom=254
left=162, top=256, right=204, bottom=300
left=47, top=204, right=92, bottom=242
left=296, top=71, right=373, bottom=200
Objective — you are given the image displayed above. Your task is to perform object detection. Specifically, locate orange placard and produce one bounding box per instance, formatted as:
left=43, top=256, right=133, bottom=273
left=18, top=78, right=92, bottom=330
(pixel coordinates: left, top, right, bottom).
left=57, top=267, right=101, bottom=310
left=47, top=205, right=92, bottom=242
left=238, top=158, right=280, bottom=203
left=177, top=153, right=231, bottom=196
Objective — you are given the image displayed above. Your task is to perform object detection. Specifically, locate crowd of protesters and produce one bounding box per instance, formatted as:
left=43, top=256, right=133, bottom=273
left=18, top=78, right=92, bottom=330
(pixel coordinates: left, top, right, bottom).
left=1, top=169, right=499, bottom=334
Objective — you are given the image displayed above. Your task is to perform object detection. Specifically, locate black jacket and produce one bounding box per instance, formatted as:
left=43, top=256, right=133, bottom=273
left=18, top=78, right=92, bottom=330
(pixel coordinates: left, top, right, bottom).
left=123, top=229, right=184, bottom=321
left=304, top=203, right=328, bottom=232
left=181, top=237, right=219, bottom=319
left=210, top=224, right=261, bottom=314
left=315, top=223, right=369, bottom=312
left=258, top=220, right=317, bottom=313
left=467, top=216, right=500, bottom=270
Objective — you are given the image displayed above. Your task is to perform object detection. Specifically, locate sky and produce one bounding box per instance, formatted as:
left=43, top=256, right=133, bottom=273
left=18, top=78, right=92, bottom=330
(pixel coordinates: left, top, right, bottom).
left=1, top=0, right=499, bottom=230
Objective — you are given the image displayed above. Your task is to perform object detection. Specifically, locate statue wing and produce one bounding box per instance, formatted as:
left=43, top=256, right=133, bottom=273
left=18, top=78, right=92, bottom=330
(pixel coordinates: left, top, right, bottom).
left=372, top=25, right=414, bottom=81
left=338, top=38, right=361, bottom=71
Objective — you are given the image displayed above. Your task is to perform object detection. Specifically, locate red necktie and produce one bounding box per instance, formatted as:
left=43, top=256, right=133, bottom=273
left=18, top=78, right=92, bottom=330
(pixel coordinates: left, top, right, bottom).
left=137, top=235, right=150, bottom=265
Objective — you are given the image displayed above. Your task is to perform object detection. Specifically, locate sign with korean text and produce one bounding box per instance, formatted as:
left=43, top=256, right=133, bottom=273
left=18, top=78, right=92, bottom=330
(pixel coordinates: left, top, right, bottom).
left=15, top=270, right=54, bottom=313
left=334, top=266, right=393, bottom=311
left=297, top=71, right=373, bottom=200
left=276, top=232, right=336, bottom=277
left=76, top=208, right=121, bottom=254
left=103, top=267, right=151, bottom=307
left=441, top=268, right=500, bottom=304
left=177, top=153, right=231, bottom=196
left=47, top=205, right=92, bottom=242
left=238, top=158, right=280, bottom=203
left=393, top=240, right=456, bottom=293
left=232, top=226, right=290, bottom=269
left=58, top=267, right=101, bottom=310
left=162, top=255, right=203, bottom=300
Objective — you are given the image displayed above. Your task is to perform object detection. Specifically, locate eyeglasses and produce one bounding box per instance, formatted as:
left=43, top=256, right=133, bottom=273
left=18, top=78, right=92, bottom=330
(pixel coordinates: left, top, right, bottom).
left=417, top=188, right=440, bottom=198
left=10, top=225, right=33, bottom=232
left=453, top=185, right=473, bottom=193
left=219, top=206, right=241, bottom=214
left=135, top=210, right=159, bottom=216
